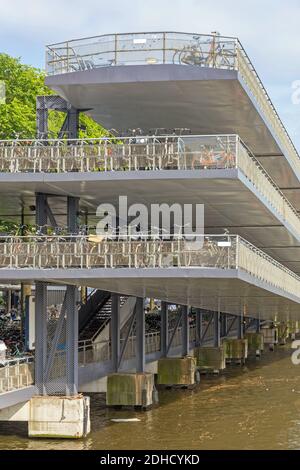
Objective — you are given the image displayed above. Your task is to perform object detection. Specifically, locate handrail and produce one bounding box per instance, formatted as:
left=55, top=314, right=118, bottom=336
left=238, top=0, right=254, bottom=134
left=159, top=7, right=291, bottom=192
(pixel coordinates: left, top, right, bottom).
left=0, top=234, right=299, bottom=301
left=44, top=31, right=300, bottom=183
left=0, top=133, right=299, bottom=239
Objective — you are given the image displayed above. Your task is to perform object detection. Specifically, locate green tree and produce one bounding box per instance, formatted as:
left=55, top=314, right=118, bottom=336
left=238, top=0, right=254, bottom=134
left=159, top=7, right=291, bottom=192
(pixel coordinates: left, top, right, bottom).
left=0, top=53, right=107, bottom=139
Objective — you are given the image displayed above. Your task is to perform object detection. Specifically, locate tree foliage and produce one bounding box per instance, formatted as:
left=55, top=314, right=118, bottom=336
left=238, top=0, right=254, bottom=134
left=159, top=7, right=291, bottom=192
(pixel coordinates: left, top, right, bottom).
left=0, top=53, right=107, bottom=139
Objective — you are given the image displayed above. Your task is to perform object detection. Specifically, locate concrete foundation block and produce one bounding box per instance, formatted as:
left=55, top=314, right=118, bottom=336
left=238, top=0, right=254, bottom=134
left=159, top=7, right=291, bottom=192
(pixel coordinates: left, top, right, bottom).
left=157, top=356, right=196, bottom=386
left=28, top=395, right=90, bottom=439
left=262, top=328, right=278, bottom=346
left=245, top=333, right=264, bottom=355
left=223, top=338, right=248, bottom=362
left=106, top=373, right=154, bottom=407
left=194, top=346, right=226, bottom=371
left=277, top=324, right=289, bottom=345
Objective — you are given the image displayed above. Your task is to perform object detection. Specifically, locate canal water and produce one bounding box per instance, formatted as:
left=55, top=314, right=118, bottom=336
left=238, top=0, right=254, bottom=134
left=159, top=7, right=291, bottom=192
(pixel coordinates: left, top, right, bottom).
left=1, top=344, right=300, bottom=450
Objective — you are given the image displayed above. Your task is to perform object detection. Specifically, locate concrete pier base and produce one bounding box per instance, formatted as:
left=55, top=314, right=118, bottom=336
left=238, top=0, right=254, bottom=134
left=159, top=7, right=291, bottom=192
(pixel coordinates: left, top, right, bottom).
left=106, top=373, right=154, bottom=408
left=277, top=324, right=289, bottom=345
left=262, top=328, right=278, bottom=350
left=245, top=333, right=264, bottom=356
left=194, top=346, right=226, bottom=372
left=157, top=357, right=196, bottom=386
left=28, top=395, right=90, bottom=438
left=223, top=339, right=248, bottom=364
left=288, top=321, right=298, bottom=340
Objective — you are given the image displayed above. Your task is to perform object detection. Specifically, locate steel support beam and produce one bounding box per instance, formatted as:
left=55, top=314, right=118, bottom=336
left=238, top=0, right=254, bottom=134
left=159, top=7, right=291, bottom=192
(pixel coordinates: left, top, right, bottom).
left=181, top=305, right=189, bottom=356
left=221, top=313, right=227, bottom=337
left=45, top=200, right=58, bottom=228
left=160, top=301, right=168, bottom=356
left=214, top=310, right=221, bottom=347
left=36, top=95, right=80, bottom=140
left=67, top=196, right=79, bottom=234
left=66, top=285, right=78, bottom=396
left=135, top=297, right=145, bottom=373
left=35, top=193, right=48, bottom=232
left=237, top=316, right=244, bottom=339
left=195, top=308, right=202, bottom=346
left=237, top=308, right=244, bottom=339
left=44, top=293, right=67, bottom=382
left=118, top=307, right=136, bottom=369
left=167, top=308, right=182, bottom=355
left=256, top=316, right=261, bottom=333
left=35, top=281, right=47, bottom=395
left=111, top=294, right=120, bottom=372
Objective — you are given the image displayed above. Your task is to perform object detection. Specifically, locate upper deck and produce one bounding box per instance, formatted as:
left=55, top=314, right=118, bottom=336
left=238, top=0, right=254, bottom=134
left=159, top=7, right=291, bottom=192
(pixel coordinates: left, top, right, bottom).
left=45, top=31, right=300, bottom=198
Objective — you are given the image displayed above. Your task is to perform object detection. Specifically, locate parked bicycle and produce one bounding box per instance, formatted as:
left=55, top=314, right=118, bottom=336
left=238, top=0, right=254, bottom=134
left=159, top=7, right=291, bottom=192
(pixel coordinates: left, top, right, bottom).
left=173, top=33, right=236, bottom=69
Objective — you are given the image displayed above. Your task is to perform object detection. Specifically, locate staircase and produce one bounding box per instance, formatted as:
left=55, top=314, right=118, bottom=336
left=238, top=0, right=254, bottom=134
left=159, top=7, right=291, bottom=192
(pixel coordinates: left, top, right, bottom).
left=79, top=291, right=128, bottom=342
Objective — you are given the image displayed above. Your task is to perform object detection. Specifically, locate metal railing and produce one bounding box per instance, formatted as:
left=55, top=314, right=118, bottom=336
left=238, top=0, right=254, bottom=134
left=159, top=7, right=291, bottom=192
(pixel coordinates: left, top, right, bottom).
left=0, top=134, right=299, bottom=235
left=0, top=234, right=299, bottom=301
left=0, top=356, right=34, bottom=394
left=78, top=324, right=195, bottom=365
left=46, top=32, right=237, bottom=75
left=0, top=134, right=236, bottom=172
left=45, top=31, right=300, bottom=182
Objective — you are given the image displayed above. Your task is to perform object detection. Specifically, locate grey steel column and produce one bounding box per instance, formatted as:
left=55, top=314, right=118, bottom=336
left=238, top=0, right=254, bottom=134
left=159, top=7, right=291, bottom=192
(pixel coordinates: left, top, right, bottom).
left=35, top=281, right=47, bottom=395
left=237, top=314, right=244, bottom=339
left=36, top=193, right=48, bottom=233
left=66, top=285, right=78, bottom=396
left=221, top=313, right=227, bottom=338
left=67, top=196, right=79, bottom=234
left=111, top=294, right=120, bottom=372
left=36, top=96, right=48, bottom=139
left=161, top=301, right=168, bottom=356
left=214, top=310, right=221, bottom=347
left=67, top=107, right=79, bottom=139
left=135, top=297, right=145, bottom=373
left=7, top=289, right=11, bottom=314
left=195, top=308, right=202, bottom=346
left=181, top=305, right=189, bottom=356
left=256, top=316, right=261, bottom=333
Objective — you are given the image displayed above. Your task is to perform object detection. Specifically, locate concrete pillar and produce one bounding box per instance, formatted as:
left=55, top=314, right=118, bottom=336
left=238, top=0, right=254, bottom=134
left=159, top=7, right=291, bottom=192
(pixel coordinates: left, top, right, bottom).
left=256, top=316, right=261, bottom=333
left=160, top=301, right=168, bottom=356
left=223, top=338, right=248, bottom=364
left=111, top=294, right=120, bottom=372
left=195, top=346, right=226, bottom=372
left=66, top=285, right=78, bottom=396
left=28, top=395, right=90, bottom=438
left=107, top=373, right=154, bottom=408
left=278, top=322, right=288, bottom=345
left=245, top=332, right=264, bottom=356
left=181, top=305, right=189, bottom=356
left=35, top=281, right=47, bottom=395
left=135, top=297, right=145, bottom=373
left=157, top=356, right=196, bottom=386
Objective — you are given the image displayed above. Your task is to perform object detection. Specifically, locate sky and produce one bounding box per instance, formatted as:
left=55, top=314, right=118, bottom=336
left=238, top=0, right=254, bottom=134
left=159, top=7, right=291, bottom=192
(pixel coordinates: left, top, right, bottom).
left=1, top=0, right=300, bottom=148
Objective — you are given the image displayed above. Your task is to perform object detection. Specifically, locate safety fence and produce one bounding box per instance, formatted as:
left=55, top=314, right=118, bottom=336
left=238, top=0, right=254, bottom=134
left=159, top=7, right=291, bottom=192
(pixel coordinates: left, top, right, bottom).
left=0, top=134, right=298, bottom=236
left=0, top=234, right=299, bottom=301
left=45, top=31, right=300, bottom=180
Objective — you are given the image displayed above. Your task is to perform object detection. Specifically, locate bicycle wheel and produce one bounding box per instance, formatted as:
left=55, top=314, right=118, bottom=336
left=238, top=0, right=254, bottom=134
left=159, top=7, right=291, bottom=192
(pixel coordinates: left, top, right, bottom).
left=172, top=50, right=180, bottom=64
left=178, top=49, right=194, bottom=65
left=215, top=48, right=235, bottom=68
